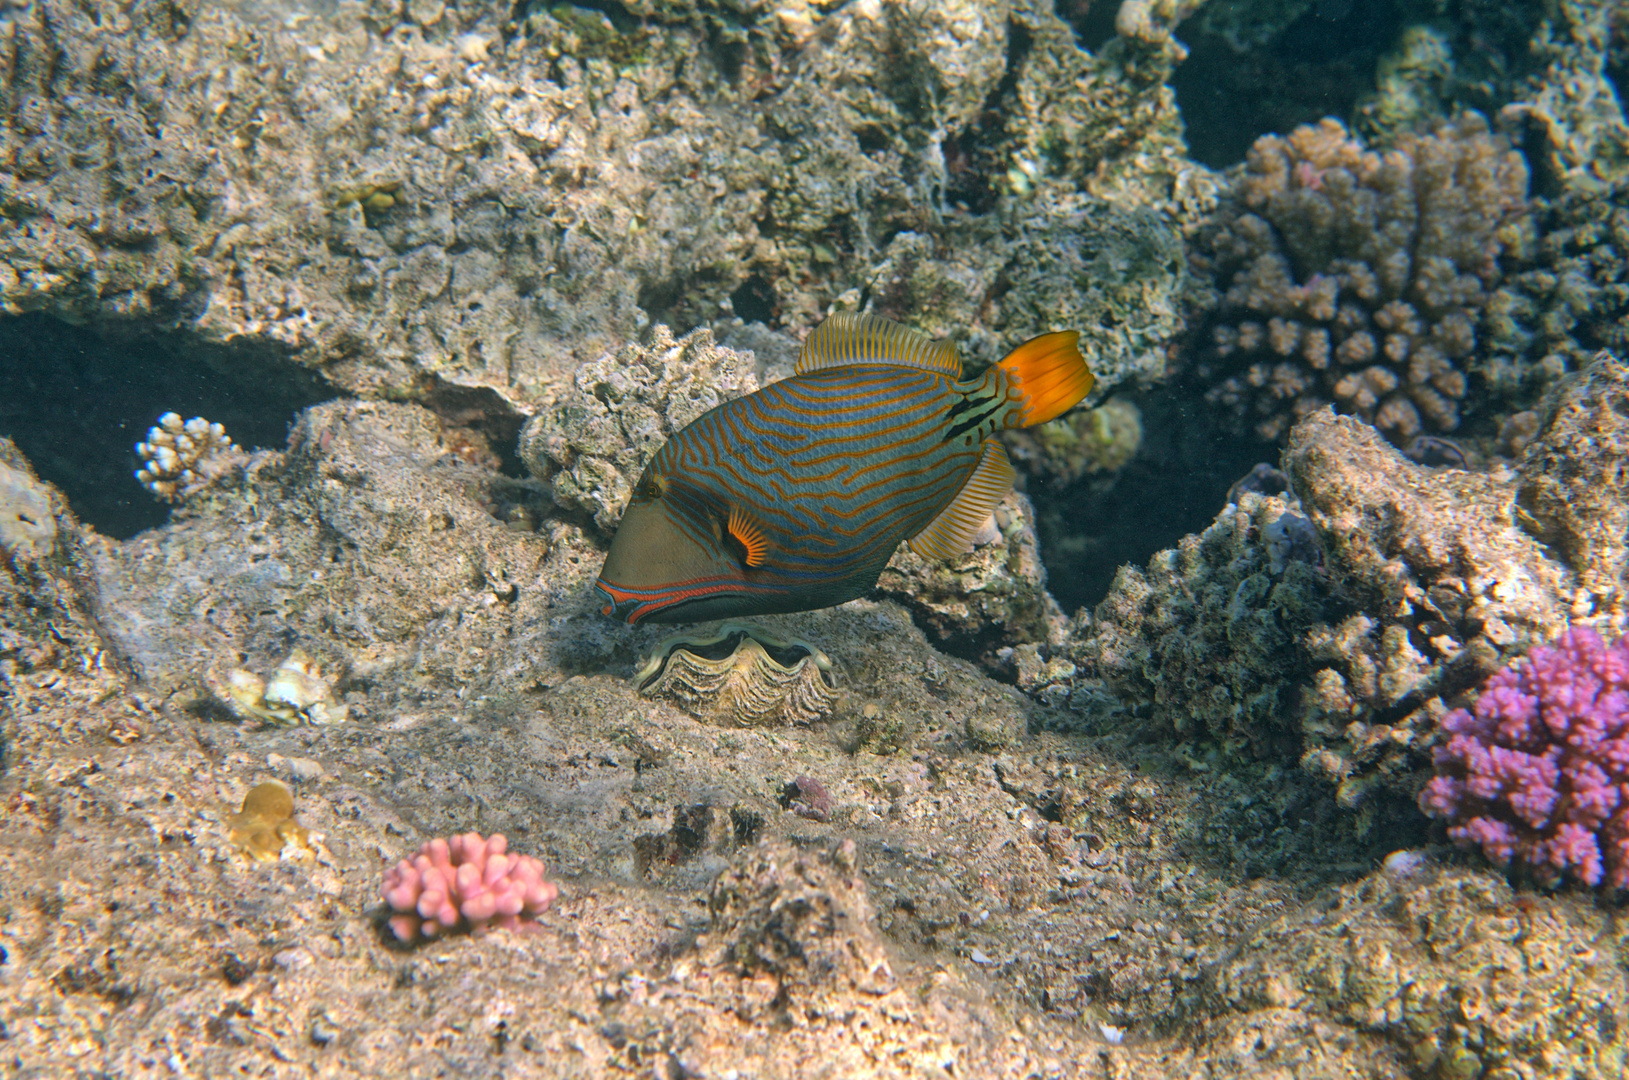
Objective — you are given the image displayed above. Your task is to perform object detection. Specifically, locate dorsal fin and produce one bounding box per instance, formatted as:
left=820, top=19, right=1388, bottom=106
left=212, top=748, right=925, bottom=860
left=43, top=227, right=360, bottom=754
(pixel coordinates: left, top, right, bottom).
left=908, top=439, right=1015, bottom=561
left=795, top=312, right=962, bottom=378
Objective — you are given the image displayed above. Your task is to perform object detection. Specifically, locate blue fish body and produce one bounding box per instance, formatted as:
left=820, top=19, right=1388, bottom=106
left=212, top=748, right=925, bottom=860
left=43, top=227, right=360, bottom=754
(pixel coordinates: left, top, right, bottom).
left=596, top=313, right=1092, bottom=624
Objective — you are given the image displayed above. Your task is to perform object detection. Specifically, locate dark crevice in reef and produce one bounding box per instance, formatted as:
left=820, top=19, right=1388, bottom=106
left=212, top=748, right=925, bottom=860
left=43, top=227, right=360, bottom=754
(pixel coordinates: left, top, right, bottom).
left=940, top=20, right=1034, bottom=215
left=414, top=379, right=530, bottom=479
left=1171, top=0, right=1549, bottom=169
left=0, top=313, right=336, bottom=538
left=1060, top=0, right=1119, bottom=54
left=1171, top=1, right=1408, bottom=168
left=729, top=273, right=780, bottom=326
left=1028, top=386, right=1276, bottom=617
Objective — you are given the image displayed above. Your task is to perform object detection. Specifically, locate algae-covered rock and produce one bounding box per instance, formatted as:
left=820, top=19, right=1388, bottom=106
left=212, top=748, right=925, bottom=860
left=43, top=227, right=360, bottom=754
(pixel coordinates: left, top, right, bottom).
left=1040, top=406, right=1580, bottom=812
left=1201, top=865, right=1629, bottom=1080
left=516, top=326, right=758, bottom=532
left=875, top=490, right=1066, bottom=663
left=0, top=0, right=1188, bottom=410
left=1516, top=351, right=1629, bottom=616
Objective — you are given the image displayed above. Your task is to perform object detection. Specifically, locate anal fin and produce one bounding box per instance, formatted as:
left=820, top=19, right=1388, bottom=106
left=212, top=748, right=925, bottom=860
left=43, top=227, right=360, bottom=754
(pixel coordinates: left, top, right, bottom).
left=908, top=439, right=1016, bottom=561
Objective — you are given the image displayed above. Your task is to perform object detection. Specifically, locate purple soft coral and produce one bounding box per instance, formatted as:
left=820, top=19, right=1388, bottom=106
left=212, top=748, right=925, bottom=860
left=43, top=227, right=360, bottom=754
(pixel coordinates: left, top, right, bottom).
left=381, top=832, right=559, bottom=942
left=1420, top=625, right=1629, bottom=888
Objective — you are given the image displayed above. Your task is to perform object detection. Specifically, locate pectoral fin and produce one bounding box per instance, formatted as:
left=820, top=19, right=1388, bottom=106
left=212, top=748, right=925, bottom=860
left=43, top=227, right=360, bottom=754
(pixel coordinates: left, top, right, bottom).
left=727, top=504, right=769, bottom=567
left=908, top=439, right=1015, bottom=561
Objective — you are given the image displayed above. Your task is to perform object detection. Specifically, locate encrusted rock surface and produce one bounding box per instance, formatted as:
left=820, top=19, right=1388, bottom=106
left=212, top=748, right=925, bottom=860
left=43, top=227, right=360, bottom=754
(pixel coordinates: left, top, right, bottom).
left=1517, top=351, right=1629, bottom=615
left=1035, top=402, right=1595, bottom=814
left=11, top=387, right=1627, bottom=1077
left=0, top=0, right=1189, bottom=408
left=1199, top=865, right=1629, bottom=1080
left=516, top=325, right=760, bottom=532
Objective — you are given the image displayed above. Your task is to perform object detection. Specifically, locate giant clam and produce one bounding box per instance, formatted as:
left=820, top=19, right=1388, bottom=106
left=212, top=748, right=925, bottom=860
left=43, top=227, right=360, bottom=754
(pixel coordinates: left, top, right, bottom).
left=635, top=623, right=836, bottom=726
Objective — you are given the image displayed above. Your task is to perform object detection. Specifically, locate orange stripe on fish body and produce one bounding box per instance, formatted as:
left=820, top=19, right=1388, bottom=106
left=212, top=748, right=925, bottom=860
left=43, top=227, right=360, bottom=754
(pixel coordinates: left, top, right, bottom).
left=594, top=314, right=1095, bottom=623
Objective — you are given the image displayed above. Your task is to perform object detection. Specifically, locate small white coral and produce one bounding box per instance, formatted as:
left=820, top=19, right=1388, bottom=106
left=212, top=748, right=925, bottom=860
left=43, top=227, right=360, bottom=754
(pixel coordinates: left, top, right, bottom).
left=135, top=412, right=247, bottom=503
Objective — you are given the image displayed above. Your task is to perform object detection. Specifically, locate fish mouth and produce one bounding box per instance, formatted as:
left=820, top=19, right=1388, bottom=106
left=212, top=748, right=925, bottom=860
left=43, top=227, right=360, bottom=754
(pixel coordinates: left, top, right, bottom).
left=594, top=575, right=772, bottom=625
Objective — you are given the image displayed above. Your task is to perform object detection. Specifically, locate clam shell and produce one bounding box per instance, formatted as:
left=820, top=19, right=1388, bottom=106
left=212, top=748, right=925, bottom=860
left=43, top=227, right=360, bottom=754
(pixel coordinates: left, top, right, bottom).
left=636, top=623, right=836, bottom=727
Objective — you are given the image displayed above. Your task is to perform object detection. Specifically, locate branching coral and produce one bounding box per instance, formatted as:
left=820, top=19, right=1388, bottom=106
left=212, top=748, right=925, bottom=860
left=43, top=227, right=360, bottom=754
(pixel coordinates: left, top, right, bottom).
left=1420, top=626, right=1629, bottom=889
left=381, top=832, right=558, bottom=943
left=1193, top=114, right=1532, bottom=443
left=134, top=413, right=247, bottom=503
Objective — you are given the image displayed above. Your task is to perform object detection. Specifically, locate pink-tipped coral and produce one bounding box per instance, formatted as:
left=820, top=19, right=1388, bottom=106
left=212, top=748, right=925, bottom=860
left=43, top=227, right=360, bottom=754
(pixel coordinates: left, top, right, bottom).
left=381, top=832, right=558, bottom=943
left=1420, top=625, right=1629, bottom=889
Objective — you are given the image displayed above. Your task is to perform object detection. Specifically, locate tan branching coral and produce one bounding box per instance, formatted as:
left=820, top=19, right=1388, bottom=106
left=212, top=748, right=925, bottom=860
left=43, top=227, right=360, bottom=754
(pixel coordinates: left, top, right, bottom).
left=1194, top=115, right=1533, bottom=443
left=134, top=413, right=247, bottom=503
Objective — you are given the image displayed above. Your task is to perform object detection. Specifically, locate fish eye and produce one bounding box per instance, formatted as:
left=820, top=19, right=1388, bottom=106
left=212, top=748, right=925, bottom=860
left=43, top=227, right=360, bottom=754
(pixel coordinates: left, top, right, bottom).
left=633, top=474, right=663, bottom=502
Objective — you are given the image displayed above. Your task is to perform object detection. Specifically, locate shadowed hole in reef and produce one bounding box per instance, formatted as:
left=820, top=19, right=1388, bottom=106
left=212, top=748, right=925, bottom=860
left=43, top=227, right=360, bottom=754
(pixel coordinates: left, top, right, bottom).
left=1025, top=387, right=1276, bottom=617
left=0, top=313, right=336, bottom=538
left=1170, top=0, right=1407, bottom=168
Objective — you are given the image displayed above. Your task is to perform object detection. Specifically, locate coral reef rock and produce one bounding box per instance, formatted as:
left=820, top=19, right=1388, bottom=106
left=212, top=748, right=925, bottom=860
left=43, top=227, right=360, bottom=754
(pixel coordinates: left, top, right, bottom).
left=1003, top=396, right=1144, bottom=487
left=0, top=453, right=57, bottom=561
left=10, top=404, right=1629, bottom=1077
left=0, top=0, right=1188, bottom=406
left=704, top=839, right=895, bottom=1015
left=875, top=490, right=1067, bottom=663
left=1517, top=351, right=1629, bottom=614
left=1193, top=114, right=1533, bottom=444
left=1037, top=408, right=1580, bottom=811
left=1200, top=866, right=1629, bottom=1080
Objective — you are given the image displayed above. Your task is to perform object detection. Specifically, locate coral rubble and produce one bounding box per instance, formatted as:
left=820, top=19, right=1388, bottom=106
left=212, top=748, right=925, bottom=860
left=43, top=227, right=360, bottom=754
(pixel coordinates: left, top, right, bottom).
left=227, top=781, right=312, bottom=863
left=1193, top=114, right=1532, bottom=443
left=206, top=649, right=350, bottom=727
left=704, top=840, right=894, bottom=1013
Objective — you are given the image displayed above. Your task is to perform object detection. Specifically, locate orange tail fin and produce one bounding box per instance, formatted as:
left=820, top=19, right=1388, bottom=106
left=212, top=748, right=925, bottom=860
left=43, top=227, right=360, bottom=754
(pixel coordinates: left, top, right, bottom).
left=997, top=331, right=1094, bottom=427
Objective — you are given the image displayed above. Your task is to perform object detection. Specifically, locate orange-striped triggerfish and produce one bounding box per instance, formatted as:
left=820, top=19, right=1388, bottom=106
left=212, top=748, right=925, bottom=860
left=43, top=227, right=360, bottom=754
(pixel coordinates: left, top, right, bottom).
left=595, top=312, right=1094, bottom=624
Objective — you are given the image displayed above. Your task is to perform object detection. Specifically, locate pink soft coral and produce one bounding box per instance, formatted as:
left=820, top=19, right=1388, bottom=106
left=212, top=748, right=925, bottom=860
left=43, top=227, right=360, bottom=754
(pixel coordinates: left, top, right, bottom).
left=1420, top=626, right=1629, bottom=889
left=381, top=832, right=558, bottom=942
